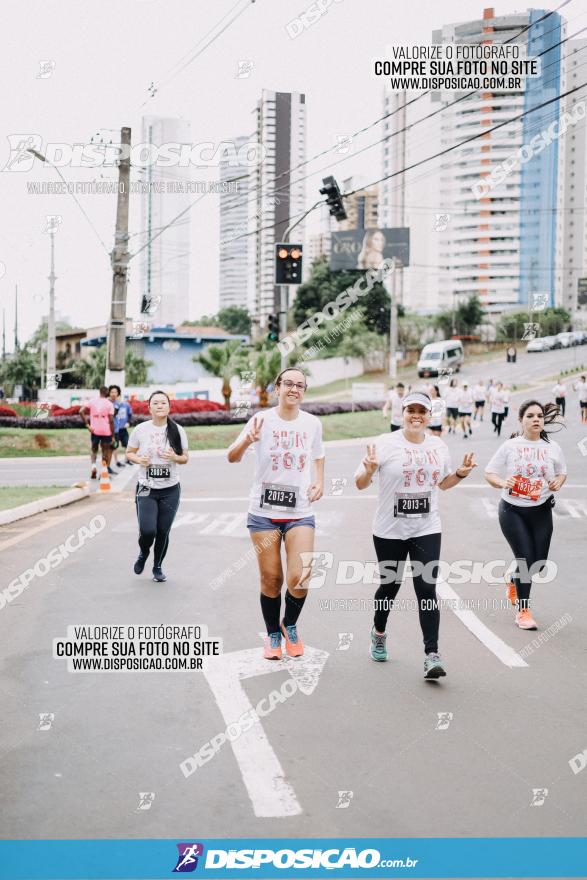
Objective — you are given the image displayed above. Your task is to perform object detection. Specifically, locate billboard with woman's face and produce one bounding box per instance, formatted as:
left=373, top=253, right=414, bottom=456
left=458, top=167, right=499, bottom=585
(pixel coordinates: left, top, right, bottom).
left=330, top=227, right=410, bottom=271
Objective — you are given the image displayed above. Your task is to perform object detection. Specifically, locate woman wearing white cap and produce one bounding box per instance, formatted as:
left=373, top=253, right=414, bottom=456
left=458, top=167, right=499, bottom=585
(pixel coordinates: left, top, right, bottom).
left=355, top=391, right=476, bottom=679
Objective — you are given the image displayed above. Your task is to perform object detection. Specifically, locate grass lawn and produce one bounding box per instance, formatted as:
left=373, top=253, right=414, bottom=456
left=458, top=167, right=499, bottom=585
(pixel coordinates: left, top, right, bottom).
left=0, top=486, right=67, bottom=511
left=0, top=410, right=386, bottom=458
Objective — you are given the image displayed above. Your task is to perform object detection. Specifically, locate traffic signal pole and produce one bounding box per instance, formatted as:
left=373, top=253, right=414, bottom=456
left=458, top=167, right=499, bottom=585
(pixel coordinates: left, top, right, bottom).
left=278, top=201, right=322, bottom=369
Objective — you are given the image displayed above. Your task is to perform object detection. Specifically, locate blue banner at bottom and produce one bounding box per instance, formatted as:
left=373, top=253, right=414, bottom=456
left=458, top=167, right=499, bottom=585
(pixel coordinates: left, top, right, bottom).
left=0, top=838, right=586, bottom=879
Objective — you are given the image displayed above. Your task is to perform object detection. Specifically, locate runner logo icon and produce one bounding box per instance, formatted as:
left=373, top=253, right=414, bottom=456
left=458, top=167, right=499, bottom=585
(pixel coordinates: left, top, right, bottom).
left=173, top=843, right=204, bottom=872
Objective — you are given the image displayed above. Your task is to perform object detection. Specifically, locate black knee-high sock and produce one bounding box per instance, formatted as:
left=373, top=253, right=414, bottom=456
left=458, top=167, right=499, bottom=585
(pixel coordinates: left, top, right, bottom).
left=260, top=593, right=281, bottom=634
left=283, top=590, right=306, bottom=626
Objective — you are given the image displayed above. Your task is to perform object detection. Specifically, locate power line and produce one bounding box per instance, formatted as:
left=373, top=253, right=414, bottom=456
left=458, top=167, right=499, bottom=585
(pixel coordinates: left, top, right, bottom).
left=217, top=1, right=576, bottom=219
left=223, top=79, right=587, bottom=246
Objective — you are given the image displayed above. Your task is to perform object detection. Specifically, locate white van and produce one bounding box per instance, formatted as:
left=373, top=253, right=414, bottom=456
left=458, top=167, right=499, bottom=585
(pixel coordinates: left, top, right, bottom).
left=417, top=340, right=464, bottom=378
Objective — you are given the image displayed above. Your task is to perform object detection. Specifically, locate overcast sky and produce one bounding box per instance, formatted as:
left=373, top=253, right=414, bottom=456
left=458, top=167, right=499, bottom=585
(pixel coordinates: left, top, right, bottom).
left=0, top=0, right=563, bottom=347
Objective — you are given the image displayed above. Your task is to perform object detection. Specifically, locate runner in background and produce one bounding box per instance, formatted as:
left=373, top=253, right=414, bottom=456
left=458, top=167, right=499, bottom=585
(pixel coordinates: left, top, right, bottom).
left=490, top=381, right=506, bottom=437
left=444, top=378, right=460, bottom=434
left=503, top=384, right=511, bottom=421
left=473, top=380, right=486, bottom=421
left=484, top=399, right=567, bottom=630
left=355, top=391, right=477, bottom=679
left=227, top=368, right=324, bottom=661
left=80, top=386, right=116, bottom=479
left=383, top=382, right=405, bottom=432
left=573, top=375, right=587, bottom=423
left=428, top=385, right=445, bottom=436
left=458, top=381, right=474, bottom=438
left=126, top=391, right=189, bottom=582
left=109, top=385, right=133, bottom=468
left=552, top=378, right=567, bottom=418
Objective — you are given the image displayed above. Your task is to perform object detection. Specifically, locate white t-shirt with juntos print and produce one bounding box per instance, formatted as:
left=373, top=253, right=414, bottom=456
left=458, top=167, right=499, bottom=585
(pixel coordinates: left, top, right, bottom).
left=128, top=419, right=189, bottom=490
left=234, top=407, right=325, bottom=519
left=485, top=436, right=567, bottom=507
left=366, top=430, right=453, bottom=540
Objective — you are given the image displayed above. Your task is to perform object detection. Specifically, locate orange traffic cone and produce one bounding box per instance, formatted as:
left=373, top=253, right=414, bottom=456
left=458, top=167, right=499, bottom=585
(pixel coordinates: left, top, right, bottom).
left=99, top=460, right=111, bottom=492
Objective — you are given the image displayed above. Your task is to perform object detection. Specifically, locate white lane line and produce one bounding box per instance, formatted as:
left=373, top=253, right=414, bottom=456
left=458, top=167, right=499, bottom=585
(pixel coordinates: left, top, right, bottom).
left=202, top=645, right=328, bottom=817
left=437, top=580, right=528, bottom=668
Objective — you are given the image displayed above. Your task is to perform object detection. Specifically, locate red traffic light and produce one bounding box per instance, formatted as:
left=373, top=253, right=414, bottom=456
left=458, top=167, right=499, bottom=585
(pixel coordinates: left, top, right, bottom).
left=277, top=247, right=289, bottom=259
left=290, top=248, right=302, bottom=260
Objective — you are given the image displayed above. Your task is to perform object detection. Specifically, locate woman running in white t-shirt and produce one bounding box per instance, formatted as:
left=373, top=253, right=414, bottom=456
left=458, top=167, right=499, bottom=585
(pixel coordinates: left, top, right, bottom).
left=228, top=368, right=325, bottom=660
left=484, top=399, right=567, bottom=630
left=355, top=391, right=476, bottom=679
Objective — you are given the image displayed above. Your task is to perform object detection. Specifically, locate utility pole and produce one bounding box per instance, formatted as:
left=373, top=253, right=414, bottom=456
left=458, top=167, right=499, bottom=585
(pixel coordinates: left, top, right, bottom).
left=14, top=284, right=19, bottom=351
left=106, top=126, right=131, bottom=388
left=47, top=235, right=57, bottom=382
left=386, top=257, right=399, bottom=379
left=2, top=308, right=5, bottom=361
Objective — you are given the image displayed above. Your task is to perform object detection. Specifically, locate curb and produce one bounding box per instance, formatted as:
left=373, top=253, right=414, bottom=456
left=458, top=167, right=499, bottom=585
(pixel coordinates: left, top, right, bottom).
left=0, top=485, right=91, bottom=526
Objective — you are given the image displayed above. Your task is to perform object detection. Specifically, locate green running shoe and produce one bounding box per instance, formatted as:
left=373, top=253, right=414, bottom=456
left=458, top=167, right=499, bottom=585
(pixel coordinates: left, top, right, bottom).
left=370, top=627, right=388, bottom=662
left=424, top=652, right=446, bottom=679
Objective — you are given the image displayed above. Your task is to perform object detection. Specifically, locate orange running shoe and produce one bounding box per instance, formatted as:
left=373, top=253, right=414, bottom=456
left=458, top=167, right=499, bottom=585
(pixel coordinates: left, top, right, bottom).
left=515, top=609, right=537, bottom=630
left=281, top=622, right=304, bottom=658
left=263, top=632, right=283, bottom=660
left=506, top=581, right=517, bottom=606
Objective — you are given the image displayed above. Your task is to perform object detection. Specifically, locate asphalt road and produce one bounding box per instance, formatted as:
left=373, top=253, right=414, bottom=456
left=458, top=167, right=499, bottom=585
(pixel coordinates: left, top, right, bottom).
left=0, top=378, right=586, bottom=842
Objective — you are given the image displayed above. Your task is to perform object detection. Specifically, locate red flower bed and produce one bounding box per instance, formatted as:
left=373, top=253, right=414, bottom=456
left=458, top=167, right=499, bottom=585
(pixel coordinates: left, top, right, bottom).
left=0, top=404, right=18, bottom=417
left=130, top=398, right=223, bottom=415
left=50, top=405, right=82, bottom=416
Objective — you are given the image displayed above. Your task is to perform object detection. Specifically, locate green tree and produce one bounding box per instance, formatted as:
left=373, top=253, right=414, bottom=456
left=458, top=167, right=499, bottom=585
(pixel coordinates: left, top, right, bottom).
left=216, top=306, right=251, bottom=335
left=291, top=261, right=391, bottom=335
left=71, top=346, right=152, bottom=388
left=0, top=347, right=41, bottom=393
left=497, top=306, right=571, bottom=341
left=249, top=345, right=282, bottom=408
left=27, top=320, right=75, bottom=352
left=194, top=339, right=247, bottom=409
left=434, top=295, right=485, bottom=338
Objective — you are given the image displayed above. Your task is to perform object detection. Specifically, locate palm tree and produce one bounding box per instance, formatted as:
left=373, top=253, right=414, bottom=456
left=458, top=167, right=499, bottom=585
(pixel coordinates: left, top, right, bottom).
left=250, top=346, right=282, bottom=408
left=72, top=346, right=152, bottom=387
left=194, top=340, right=247, bottom=410
left=0, top=348, right=41, bottom=395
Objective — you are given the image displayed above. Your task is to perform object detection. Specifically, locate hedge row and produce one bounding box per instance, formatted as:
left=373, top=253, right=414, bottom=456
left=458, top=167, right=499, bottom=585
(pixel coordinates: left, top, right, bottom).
left=0, top=400, right=383, bottom=429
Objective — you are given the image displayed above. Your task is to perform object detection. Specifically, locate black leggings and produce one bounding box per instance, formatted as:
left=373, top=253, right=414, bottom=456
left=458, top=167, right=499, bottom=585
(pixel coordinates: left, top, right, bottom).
left=498, top=497, right=553, bottom=610
left=492, top=411, right=505, bottom=435
left=555, top=396, right=566, bottom=417
left=135, top=483, right=181, bottom=567
left=373, top=532, right=442, bottom=654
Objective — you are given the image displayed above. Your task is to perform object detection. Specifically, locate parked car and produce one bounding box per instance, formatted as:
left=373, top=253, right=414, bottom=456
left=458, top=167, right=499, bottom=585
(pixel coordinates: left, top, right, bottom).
left=543, top=335, right=561, bottom=349
left=556, top=332, right=575, bottom=348
left=571, top=330, right=587, bottom=345
left=417, top=340, right=464, bottom=378
left=527, top=337, right=551, bottom=352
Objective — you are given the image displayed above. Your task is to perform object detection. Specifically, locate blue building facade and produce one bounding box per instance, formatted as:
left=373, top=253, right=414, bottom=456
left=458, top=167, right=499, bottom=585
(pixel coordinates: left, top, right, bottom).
left=82, top=327, right=248, bottom=384
left=519, top=9, right=562, bottom=307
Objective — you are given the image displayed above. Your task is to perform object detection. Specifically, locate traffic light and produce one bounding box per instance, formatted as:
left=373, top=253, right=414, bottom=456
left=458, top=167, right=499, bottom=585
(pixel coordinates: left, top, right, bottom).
left=275, top=243, right=303, bottom=285
left=319, top=175, right=347, bottom=221
left=267, top=313, right=279, bottom=342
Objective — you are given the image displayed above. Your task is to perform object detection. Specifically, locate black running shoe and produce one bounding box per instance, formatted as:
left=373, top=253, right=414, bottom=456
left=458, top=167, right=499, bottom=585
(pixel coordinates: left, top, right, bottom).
left=134, top=554, right=148, bottom=575
left=152, top=567, right=167, bottom=582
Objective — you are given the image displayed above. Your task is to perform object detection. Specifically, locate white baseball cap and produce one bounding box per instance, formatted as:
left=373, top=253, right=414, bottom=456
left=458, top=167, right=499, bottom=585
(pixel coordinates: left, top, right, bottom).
left=402, top=392, right=432, bottom=411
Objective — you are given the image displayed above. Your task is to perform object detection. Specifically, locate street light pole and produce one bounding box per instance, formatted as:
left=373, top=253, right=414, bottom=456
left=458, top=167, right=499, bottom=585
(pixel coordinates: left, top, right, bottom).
left=47, top=236, right=56, bottom=381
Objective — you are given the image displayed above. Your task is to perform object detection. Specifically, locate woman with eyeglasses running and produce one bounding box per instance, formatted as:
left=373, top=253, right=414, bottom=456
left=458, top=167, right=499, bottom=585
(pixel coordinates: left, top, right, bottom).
left=484, top=400, right=567, bottom=630
left=228, top=368, right=325, bottom=660
left=126, top=391, right=189, bottom=582
left=355, top=391, right=476, bottom=679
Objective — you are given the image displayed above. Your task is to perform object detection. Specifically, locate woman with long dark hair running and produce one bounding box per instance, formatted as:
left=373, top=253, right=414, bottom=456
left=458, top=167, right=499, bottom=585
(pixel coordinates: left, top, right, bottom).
left=355, top=391, right=476, bottom=679
left=484, top=400, right=567, bottom=630
left=126, top=391, right=189, bottom=582
left=228, top=367, right=324, bottom=660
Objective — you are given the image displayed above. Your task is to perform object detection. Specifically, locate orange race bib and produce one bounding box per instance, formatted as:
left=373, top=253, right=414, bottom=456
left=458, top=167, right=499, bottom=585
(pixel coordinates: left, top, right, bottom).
left=509, top=475, right=542, bottom=502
